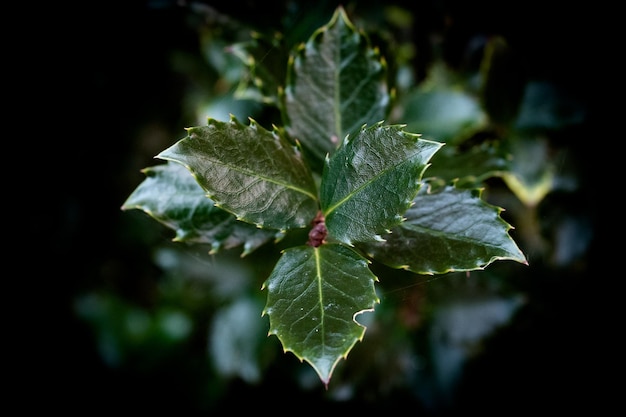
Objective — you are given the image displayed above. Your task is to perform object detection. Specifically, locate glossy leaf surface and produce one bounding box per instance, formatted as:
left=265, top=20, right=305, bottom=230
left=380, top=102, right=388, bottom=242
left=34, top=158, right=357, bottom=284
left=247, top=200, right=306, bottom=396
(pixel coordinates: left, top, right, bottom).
left=321, top=123, right=443, bottom=245
left=121, top=162, right=278, bottom=256
left=262, top=243, right=379, bottom=385
left=119, top=4, right=534, bottom=388
left=283, top=6, right=389, bottom=165
left=157, top=116, right=319, bottom=231
left=359, top=186, right=528, bottom=274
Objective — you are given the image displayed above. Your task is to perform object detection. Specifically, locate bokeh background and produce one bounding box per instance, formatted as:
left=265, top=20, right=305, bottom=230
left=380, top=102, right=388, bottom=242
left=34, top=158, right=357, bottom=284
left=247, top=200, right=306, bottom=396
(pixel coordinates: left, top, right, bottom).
left=37, top=0, right=603, bottom=413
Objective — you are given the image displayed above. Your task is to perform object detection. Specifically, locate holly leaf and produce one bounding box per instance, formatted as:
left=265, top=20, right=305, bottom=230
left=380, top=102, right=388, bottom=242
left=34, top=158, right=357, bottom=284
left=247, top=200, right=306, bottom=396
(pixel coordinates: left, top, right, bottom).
left=157, top=116, right=319, bottom=231
left=321, top=123, right=443, bottom=245
left=424, top=141, right=512, bottom=187
left=500, top=134, right=557, bottom=207
left=261, top=243, right=379, bottom=386
left=358, top=185, right=528, bottom=274
left=227, top=30, right=288, bottom=106
left=283, top=6, right=389, bottom=165
left=121, top=161, right=279, bottom=256
left=400, top=88, right=487, bottom=144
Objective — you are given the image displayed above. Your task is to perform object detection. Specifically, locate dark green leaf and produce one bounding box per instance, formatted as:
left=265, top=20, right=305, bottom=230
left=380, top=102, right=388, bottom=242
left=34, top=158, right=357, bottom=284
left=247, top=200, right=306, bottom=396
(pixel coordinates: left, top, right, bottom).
left=209, top=297, right=270, bottom=383
left=321, top=123, right=443, bottom=245
left=157, top=116, right=319, bottom=231
left=227, top=31, right=289, bottom=105
left=401, top=89, right=487, bottom=144
left=121, top=162, right=279, bottom=256
left=283, top=6, right=389, bottom=165
left=359, top=186, right=528, bottom=274
left=514, top=81, right=586, bottom=131
left=500, top=134, right=557, bottom=207
left=262, top=243, right=379, bottom=386
left=424, top=141, right=512, bottom=187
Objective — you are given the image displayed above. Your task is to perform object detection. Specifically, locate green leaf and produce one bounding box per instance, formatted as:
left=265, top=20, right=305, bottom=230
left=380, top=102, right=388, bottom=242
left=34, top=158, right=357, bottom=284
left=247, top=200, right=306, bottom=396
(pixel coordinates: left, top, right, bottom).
left=283, top=6, right=389, bottom=165
left=500, top=134, right=556, bottom=207
left=157, top=116, right=319, bottom=231
left=209, top=297, right=270, bottom=383
left=121, top=162, right=279, bottom=256
left=227, top=30, right=289, bottom=106
left=321, top=123, right=443, bottom=245
left=358, top=185, right=528, bottom=274
left=424, top=141, right=512, bottom=187
left=401, top=89, right=487, bottom=144
left=514, top=81, right=586, bottom=131
left=261, top=243, right=379, bottom=386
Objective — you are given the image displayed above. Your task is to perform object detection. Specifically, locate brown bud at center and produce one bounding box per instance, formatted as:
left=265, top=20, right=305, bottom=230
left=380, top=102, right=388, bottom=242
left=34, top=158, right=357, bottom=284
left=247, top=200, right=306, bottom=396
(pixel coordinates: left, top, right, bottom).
left=307, top=211, right=327, bottom=247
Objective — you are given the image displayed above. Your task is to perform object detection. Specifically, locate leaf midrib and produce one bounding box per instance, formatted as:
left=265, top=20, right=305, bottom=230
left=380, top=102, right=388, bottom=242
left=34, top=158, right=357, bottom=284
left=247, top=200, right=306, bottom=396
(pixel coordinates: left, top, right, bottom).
left=324, top=156, right=417, bottom=216
left=314, top=248, right=326, bottom=348
left=163, top=156, right=318, bottom=201
left=401, top=222, right=507, bottom=250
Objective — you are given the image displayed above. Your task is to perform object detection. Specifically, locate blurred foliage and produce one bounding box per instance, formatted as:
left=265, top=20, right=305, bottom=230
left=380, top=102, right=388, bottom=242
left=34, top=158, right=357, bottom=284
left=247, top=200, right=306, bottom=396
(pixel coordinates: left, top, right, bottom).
left=55, top=0, right=599, bottom=413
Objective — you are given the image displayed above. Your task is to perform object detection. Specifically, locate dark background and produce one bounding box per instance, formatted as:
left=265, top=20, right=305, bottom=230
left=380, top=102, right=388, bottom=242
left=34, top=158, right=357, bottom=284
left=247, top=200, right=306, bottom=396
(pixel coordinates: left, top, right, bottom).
left=27, top=0, right=605, bottom=413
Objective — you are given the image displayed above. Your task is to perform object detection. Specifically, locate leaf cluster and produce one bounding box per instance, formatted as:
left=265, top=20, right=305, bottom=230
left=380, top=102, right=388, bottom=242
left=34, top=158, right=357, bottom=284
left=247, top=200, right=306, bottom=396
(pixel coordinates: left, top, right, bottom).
left=122, top=6, right=527, bottom=386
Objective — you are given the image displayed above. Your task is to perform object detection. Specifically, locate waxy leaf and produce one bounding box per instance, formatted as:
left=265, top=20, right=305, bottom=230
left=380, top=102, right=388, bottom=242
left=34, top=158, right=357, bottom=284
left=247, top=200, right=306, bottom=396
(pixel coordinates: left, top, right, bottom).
left=157, top=116, right=319, bottom=231
left=321, top=123, right=443, bottom=245
left=359, top=186, right=528, bottom=274
left=283, top=6, right=389, bottom=165
left=121, top=162, right=278, bottom=256
left=261, top=243, right=379, bottom=386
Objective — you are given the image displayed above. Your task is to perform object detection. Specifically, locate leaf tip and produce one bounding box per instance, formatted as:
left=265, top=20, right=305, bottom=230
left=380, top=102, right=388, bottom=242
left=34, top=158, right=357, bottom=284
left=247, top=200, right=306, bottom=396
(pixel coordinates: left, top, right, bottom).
left=240, top=243, right=252, bottom=258
left=248, top=117, right=261, bottom=130
left=273, top=230, right=286, bottom=243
